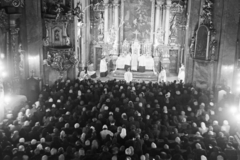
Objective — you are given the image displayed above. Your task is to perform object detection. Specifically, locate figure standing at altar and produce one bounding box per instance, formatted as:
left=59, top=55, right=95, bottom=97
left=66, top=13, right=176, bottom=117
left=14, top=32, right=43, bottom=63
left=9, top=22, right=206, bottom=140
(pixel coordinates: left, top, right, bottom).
left=131, top=52, right=138, bottom=71
left=158, top=67, right=167, bottom=83
left=138, top=54, right=146, bottom=72
left=100, top=56, right=108, bottom=77
left=178, top=64, right=185, bottom=83
left=124, top=53, right=131, bottom=71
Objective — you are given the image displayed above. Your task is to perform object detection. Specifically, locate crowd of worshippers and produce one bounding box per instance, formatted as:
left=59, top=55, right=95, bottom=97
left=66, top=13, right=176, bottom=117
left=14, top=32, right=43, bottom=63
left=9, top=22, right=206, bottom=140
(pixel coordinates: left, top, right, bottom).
left=0, top=78, right=240, bottom=160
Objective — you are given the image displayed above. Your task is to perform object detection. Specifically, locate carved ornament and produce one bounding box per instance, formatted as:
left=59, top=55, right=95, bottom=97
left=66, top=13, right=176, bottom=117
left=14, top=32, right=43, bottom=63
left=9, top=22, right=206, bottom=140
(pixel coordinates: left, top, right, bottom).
left=0, top=9, right=8, bottom=31
left=44, top=48, right=77, bottom=72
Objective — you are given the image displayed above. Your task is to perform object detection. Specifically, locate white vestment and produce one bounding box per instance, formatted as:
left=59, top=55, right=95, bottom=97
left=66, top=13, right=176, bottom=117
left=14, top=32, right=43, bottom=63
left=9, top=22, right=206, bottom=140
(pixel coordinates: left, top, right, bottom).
left=124, top=71, right=133, bottom=83
left=100, top=58, right=108, bottom=73
left=138, top=55, right=146, bottom=67
left=125, top=54, right=131, bottom=66
left=116, top=55, right=126, bottom=69
left=131, top=53, right=138, bottom=71
left=158, top=69, right=167, bottom=83
left=178, top=66, right=185, bottom=82
left=145, top=56, right=154, bottom=70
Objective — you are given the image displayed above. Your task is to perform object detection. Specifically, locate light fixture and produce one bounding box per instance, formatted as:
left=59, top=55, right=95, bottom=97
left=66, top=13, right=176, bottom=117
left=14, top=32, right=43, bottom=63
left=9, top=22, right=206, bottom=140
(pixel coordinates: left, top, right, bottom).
left=0, top=53, right=4, bottom=59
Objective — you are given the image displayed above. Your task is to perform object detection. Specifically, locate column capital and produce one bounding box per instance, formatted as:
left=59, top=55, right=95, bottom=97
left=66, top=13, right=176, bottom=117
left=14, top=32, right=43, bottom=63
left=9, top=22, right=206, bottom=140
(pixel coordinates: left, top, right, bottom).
left=10, top=28, right=20, bottom=35
left=165, top=4, right=171, bottom=9
left=155, top=4, right=162, bottom=9
left=113, top=4, right=120, bottom=7
left=113, top=0, right=120, bottom=4
left=156, top=0, right=164, bottom=6
left=103, top=4, right=110, bottom=8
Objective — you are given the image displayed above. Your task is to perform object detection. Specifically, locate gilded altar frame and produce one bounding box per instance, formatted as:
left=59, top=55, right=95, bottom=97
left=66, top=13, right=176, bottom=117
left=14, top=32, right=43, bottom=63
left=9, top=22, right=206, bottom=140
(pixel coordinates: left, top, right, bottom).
left=120, top=0, right=156, bottom=45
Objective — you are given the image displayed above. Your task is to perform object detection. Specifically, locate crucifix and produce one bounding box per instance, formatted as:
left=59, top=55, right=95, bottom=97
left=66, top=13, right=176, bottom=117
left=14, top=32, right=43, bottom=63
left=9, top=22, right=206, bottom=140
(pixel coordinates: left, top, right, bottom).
left=133, top=30, right=140, bottom=40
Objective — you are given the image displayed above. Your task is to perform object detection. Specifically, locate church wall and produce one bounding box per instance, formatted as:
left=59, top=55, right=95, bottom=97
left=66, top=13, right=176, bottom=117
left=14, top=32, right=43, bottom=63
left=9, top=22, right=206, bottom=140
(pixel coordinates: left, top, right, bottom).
left=25, top=0, right=43, bottom=78
left=186, top=0, right=240, bottom=91
left=185, top=0, right=201, bottom=83
left=217, top=0, right=240, bottom=91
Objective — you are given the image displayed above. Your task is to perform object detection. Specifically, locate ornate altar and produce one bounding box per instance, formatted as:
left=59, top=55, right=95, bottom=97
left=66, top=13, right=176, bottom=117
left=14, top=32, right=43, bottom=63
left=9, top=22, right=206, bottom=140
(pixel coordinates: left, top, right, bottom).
left=121, top=39, right=130, bottom=54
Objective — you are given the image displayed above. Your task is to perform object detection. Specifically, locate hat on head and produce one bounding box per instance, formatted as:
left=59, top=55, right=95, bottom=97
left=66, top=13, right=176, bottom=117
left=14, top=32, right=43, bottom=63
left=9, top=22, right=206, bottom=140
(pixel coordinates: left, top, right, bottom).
left=187, top=106, right=192, bottom=111
left=120, top=128, right=127, bottom=139
left=201, top=155, right=207, bottom=160
left=57, top=99, right=61, bottom=103
left=176, top=91, right=181, bottom=95
left=66, top=111, right=70, bottom=115
left=31, top=139, right=37, bottom=145
left=210, top=102, right=214, bottom=106
left=125, top=148, right=131, bottom=155
left=151, top=142, right=157, bottom=148
left=102, top=125, right=108, bottom=129
left=19, top=138, right=25, bottom=143
left=74, top=123, right=80, bottom=128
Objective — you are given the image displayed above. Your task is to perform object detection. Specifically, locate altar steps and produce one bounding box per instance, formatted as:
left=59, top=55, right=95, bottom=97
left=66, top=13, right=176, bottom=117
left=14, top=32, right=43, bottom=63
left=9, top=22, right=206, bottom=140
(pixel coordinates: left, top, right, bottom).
left=112, top=70, right=158, bottom=82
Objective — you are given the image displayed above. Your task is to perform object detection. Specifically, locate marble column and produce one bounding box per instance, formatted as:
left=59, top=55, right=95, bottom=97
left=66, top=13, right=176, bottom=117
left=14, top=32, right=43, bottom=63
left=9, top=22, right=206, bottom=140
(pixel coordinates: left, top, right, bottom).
left=162, top=5, right=166, bottom=34
left=104, top=0, right=109, bottom=43
left=114, top=0, right=120, bottom=45
left=74, top=0, right=80, bottom=76
left=155, top=4, right=161, bottom=45
left=112, top=0, right=120, bottom=70
left=9, top=15, right=21, bottom=94
left=164, top=0, right=171, bottom=45
left=81, top=0, right=90, bottom=68
left=25, top=0, right=43, bottom=78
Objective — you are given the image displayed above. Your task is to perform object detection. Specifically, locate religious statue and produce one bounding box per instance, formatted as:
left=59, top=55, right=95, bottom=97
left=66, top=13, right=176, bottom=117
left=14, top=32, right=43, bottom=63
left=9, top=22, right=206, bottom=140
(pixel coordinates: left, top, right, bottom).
left=156, top=27, right=164, bottom=44
left=108, top=27, right=116, bottom=44
left=169, top=15, right=178, bottom=40
left=55, top=3, right=64, bottom=20
left=42, top=0, right=47, bottom=13
left=66, top=37, right=70, bottom=46
left=178, top=63, right=185, bottom=83
left=72, top=2, right=83, bottom=22
left=43, top=37, right=50, bottom=46
left=189, top=36, right=195, bottom=56
left=98, top=12, right=104, bottom=41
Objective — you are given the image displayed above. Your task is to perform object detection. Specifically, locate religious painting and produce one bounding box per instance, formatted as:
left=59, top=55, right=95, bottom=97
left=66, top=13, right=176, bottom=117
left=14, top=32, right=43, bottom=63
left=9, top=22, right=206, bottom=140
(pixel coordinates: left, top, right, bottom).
left=123, top=0, right=152, bottom=42
left=194, top=25, right=210, bottom=60
left=54, top=30, right=60, bottom=41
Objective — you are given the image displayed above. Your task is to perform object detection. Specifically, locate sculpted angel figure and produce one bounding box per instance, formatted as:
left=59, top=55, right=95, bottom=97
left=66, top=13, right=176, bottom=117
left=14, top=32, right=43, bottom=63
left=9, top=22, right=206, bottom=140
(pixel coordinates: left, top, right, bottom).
left=55, top=3, right=64, bottom=20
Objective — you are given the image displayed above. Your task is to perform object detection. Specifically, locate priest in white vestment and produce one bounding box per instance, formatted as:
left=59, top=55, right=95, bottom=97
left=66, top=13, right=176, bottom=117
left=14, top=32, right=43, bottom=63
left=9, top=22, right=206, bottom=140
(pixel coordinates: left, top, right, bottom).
left=131, top=52, right=138, bottom=71
left=124, top=53, right=131, bottom=71
left=178, top=64, right=185, bottom=83
left=124, top=68, right=133, bottom=83
left=158, top=67, right=167, bottom=83
left=100, top=57, right=108, bottom=77
left=138, top=54, right=146, bottom=72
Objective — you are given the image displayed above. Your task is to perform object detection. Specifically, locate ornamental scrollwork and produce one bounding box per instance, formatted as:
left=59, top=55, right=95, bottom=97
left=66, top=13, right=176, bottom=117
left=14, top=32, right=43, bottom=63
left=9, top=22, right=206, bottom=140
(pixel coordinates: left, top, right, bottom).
left=44, top=48, right=78, bottom=72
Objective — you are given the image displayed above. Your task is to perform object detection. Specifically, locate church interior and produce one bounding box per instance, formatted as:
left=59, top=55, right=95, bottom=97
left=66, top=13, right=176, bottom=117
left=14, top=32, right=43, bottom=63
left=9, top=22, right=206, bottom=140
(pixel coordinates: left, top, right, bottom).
left=1, top=0, right=240, bottom=160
